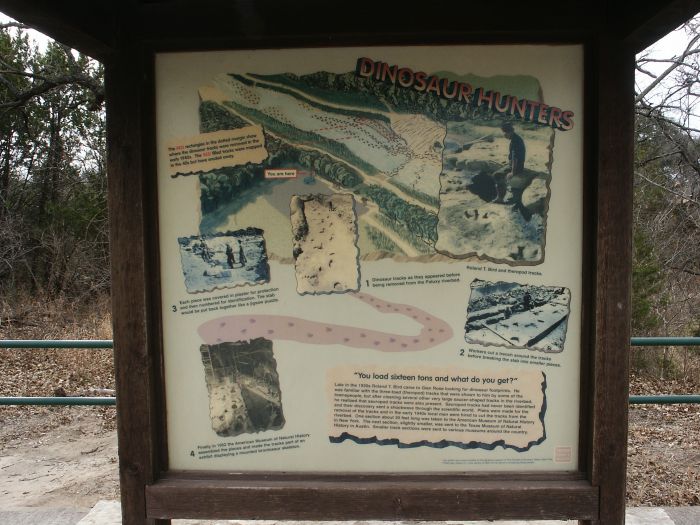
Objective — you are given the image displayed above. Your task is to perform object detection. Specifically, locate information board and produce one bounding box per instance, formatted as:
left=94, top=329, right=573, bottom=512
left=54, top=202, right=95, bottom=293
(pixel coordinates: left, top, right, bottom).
left=154, top=45, right=584, bottom=473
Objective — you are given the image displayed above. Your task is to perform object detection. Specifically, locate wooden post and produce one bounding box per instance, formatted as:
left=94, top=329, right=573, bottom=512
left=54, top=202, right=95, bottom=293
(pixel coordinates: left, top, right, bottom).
left=584, top=34, right=634, bottom=525
left=106, top=38, right=170, bottom=525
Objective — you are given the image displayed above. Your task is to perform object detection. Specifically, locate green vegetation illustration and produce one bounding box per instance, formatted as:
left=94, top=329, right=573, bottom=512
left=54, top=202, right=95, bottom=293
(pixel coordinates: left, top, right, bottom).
left=196, top=65, right=556, bottom=265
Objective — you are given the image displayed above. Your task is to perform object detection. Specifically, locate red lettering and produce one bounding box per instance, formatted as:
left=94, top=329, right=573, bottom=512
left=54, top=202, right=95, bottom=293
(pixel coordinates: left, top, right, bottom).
left=425, top=75, right=441, bottom=96
left=397, top=68, right=414, bottom=88
left=494, top=92, right=510, bottom=113
left=559, top=110, right=575, bottom=131
left=477, top=89, right=494, bottom=109
left=510, top=97, right=528, bottom=119
left=374, top=62, right=383, bottom=80
left=442, top=79, right=459, bottom=100
left=382, top=63, right=398, bottom=84
left=526, top=100, right=540, bottom=121
left=548, top=106, right=562, bottom=128
left=458, top=83, right=473, bottom=102
left=356, top=57, right=374, bottom=78
left=414, top=71, right=428, bottom=91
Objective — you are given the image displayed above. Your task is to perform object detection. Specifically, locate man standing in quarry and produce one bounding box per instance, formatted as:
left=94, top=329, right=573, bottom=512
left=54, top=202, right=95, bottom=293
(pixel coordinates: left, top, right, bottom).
left=492, top=121, right=534, bottom=221
left=494, top=121, right=525, bottom=200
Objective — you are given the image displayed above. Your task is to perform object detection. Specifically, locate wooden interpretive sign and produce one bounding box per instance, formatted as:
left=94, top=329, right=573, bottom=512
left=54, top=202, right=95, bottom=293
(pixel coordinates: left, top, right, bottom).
left=107, top=35, right=633, bottom=525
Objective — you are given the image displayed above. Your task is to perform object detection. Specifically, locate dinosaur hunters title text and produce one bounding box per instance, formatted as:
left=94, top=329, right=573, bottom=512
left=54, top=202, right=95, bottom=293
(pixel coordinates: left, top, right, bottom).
left=356, top=56, right=575, bottom=131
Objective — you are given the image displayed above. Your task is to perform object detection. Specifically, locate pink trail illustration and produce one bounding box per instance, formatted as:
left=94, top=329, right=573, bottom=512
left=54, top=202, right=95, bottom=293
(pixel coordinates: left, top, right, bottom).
left=198, top=292, right=453, bottom=351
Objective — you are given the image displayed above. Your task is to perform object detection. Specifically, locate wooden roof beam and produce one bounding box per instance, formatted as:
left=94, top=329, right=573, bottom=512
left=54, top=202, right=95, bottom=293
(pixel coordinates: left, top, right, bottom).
left=0, top=0, right=115, bottom=62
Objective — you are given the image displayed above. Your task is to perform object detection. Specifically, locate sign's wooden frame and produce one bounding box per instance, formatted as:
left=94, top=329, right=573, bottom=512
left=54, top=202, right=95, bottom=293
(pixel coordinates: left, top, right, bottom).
left=105, top=35, right=631, bottom=525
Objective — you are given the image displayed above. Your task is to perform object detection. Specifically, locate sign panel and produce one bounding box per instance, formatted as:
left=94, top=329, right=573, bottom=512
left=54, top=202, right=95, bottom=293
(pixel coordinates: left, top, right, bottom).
left=155, top=45, right=584, bottom=472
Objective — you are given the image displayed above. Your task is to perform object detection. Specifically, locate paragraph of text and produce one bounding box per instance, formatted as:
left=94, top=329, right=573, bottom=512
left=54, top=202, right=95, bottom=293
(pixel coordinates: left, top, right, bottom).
left=174, top=287, right=279, bottom=316
left=194, top=433, right=309, bottom=460
left=328, top=366, right=546, bottom=450
left=166, top=127, right=267, bottom=177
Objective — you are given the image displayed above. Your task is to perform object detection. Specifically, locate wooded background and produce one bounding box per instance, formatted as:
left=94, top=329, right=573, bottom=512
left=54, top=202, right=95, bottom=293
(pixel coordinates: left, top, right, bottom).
left=0, top=18, right=698, bottom=379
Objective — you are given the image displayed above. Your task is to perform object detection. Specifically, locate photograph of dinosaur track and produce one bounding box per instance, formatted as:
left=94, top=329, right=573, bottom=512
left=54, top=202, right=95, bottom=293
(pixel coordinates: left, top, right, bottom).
left=290, top=193, right=360, bottom=295
left=195, top=69, right=554, bottom=265
left=435, top=122, right=553, bottom=264
left=465, top=279, right=571, bottom=353
left=199, top=338, right=284, bottom=437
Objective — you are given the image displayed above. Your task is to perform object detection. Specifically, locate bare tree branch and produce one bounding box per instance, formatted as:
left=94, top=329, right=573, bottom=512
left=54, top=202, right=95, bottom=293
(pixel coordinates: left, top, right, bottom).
left=0, top=74, right=104, bottom=110
left=635, top=171, right=700, bottom=206
left=637, top=149, right=682, bottom=166
left=635, top=33, right=700, bottom=104
left=636, top=102, right=700, bottom=134
left=0, top=23, right=30, bottom=30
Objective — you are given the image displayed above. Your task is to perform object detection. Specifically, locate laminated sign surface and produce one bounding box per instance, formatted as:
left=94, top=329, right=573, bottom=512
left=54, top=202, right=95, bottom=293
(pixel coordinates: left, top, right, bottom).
left=155, top=45, right=584, bottom=472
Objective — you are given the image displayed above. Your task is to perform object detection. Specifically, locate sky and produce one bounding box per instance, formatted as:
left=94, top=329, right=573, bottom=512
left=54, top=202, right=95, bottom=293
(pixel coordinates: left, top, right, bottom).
left=0, top=12, right=51, bottom=49
left=635, top=18, right=699, bottom=92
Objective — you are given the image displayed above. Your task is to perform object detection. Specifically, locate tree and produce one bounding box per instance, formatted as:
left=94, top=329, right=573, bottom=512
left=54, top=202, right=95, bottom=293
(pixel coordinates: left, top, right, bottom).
left=0, top=23, right=107, bottom=298
left=634, top=17, right=700, bottom=377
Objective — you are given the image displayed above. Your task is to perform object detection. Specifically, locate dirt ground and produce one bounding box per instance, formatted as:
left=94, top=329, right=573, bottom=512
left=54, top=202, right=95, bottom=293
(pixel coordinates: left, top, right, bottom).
left=0, top=296, right=120, bottom=509
left=1, top=376, right=699, bottom=509
left=0, top=406, right=119, bottom=508
left=627, top=375, right=700, bottom=506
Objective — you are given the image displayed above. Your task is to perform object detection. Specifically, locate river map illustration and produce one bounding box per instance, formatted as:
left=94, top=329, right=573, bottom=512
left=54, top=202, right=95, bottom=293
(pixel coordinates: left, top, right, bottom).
left=194, top=63, right=559, bottom=266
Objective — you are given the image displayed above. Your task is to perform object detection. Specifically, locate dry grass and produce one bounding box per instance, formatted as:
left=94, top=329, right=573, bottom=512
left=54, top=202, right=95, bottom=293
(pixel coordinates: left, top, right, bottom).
left=627, top=374, right=700, bottom=506
left=0, top=293, right=115, bottom=431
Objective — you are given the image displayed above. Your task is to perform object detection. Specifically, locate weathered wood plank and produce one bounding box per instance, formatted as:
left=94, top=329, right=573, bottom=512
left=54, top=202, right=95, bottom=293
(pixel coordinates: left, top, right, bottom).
left=621, top=0, right=700, bottom=53
left=585, top=35, right=634, bottom=525
left=106, top=35, right=169, bottom=525
left=159, top=470, right=588, bottom=482
left=0, top=0, right=114, bottom=61
left=134, top=0, right=594, bottom=45
left=147, top=477, right=598, bottom=521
